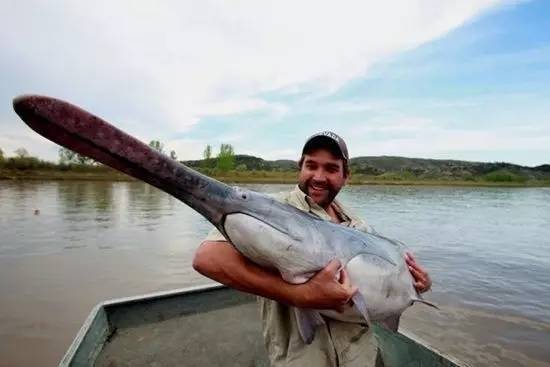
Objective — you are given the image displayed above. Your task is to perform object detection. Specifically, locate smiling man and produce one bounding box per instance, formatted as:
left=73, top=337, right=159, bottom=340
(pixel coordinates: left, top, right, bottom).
left=193, top=131, right=432, bottom=366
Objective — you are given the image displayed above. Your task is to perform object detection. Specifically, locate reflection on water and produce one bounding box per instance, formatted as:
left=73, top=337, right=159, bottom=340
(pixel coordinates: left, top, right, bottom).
left=0, top=181, right=549, bottom=366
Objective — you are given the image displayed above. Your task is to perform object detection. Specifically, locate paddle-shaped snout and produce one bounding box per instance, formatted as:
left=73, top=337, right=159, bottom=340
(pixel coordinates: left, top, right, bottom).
left=13, top=95, right=234, bottom=230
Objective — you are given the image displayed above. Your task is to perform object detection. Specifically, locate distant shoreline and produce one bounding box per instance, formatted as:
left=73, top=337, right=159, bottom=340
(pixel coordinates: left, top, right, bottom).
left=1, top=168, right=549, bottom=187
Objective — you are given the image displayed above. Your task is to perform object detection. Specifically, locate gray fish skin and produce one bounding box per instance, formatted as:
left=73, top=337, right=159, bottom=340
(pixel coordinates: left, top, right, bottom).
left=222, top=188, right=426, bottom=340
left=13, top=95, right=433, bottom=344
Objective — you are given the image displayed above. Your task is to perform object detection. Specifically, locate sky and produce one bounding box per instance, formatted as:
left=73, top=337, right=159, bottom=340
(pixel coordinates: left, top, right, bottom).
left=1, top=0, right=549, bottom=166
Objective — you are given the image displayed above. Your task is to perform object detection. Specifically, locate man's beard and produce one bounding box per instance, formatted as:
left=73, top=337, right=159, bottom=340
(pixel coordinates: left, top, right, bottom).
left=298, top=179, right=339, bottom=209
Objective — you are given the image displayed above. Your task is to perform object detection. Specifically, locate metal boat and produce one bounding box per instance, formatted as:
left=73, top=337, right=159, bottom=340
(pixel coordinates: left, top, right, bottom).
left=59, top=284, right=467, bottom=366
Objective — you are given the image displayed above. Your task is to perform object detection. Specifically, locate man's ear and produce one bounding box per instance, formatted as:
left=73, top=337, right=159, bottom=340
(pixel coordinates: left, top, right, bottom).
left=344, top=170, right=351, bottom=185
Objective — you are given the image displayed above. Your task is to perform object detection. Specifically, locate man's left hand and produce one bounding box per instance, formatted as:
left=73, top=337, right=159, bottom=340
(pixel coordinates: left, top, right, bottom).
left=405, top=252, right=432, bottom=293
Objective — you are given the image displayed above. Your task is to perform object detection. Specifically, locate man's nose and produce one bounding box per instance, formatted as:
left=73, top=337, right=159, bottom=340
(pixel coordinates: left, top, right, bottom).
left=313, top=169, right=327, bottom=181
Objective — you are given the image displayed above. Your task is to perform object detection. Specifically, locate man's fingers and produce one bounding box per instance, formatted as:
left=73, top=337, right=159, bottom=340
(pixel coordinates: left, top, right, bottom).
left=406, top=253, right=431, bottom=293
left=406, top=252, right=416, bottom=262
left=406, top=253, right=425, bottom=271
left=405, top=255, right=421, bottom=269
left=408, top=265, right=424, bottom=281
left=339, top=268, right=350, bottom=286
left=407, top=257, right=425, bottom=272
left=323, top=259, right=342, bottom=276
left=340, top=286, right=359, bottom=312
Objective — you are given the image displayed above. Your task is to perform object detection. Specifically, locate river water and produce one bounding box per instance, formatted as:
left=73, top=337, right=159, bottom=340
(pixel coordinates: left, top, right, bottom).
left=0, top=181, right=549, bottom=366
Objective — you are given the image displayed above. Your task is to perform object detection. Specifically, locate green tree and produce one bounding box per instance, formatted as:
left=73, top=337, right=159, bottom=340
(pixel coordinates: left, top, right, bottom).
left=216, top=143, right=235, bottom=172
left=14, top=147, right=29, bottom=158
left=0, top=147, right=4, bottom=164
left=170, top=150, right=178, bottom=160
left=59, top=147, right=75, bottom=164
left=148, top=140, right=164, bottom=154
left=203, top=144, right=212, bottom=160
left=59, top=147, right=95, bottom=165
left=75, top=153, right=93, bottom=165
left=202, top=144, right=212, bottom=169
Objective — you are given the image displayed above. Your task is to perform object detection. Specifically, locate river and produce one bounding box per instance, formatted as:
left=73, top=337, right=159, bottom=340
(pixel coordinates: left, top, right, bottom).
left=0, top=181, right=549, bottom=366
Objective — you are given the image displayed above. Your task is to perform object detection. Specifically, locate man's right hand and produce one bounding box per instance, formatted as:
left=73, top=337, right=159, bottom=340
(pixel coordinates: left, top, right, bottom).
left=297, top=259, right=358, bottom=312
left=193, top=242, right=357, bottom=313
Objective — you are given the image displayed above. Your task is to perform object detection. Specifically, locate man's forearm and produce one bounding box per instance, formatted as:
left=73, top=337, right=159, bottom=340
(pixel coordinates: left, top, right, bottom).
left=193, top=240, right=306, bottom=307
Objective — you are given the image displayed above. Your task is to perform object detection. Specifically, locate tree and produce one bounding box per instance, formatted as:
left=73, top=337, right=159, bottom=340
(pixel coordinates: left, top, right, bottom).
left=201, top=144, right=213, bottom=169
left=216, top=143, right=235, bottom=172
left=59, top=147, right=94, bottom=165
left=75, top=154, right=93, bottom=165
left=203, top=144, right=212, bottom=160
left=59, top=147, right=76, bottom=164
left=170, top=150, right=177, bottom=160
left=0, top=147, right=4, bottom=163
left=148, top=140, right=164, bottom=154
left=14, top=147, right=29, bottom=158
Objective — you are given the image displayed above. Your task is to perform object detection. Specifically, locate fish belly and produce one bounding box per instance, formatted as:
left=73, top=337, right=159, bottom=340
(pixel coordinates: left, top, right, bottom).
left=224, top=213, right=323, bottom=283
left=347, top=254, right=413, bottom=320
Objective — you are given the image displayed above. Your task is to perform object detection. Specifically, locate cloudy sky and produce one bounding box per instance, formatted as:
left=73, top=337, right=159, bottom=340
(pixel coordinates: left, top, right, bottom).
left=1, top=0, right=549, bottom=166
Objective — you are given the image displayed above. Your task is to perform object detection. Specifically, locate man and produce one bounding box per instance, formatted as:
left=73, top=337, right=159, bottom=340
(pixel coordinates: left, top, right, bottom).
left=193, top=131, right=432, bottom=366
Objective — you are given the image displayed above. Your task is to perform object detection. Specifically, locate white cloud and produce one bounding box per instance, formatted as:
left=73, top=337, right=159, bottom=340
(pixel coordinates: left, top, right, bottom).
left=2, top=0, right=501, bottom=152
left=165, top=138, right=210, bottom=161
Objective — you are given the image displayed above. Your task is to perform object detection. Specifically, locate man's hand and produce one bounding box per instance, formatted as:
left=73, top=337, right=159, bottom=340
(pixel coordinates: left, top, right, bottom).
left=194, top=242, right=358, bottom=311
left=298, top=259, right=358, bottom=312
left=405, top=252, right=432, bottom=293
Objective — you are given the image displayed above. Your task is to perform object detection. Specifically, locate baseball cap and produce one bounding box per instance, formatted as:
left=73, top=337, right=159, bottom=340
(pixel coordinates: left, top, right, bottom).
left=302, top=131, right=349, bottom=161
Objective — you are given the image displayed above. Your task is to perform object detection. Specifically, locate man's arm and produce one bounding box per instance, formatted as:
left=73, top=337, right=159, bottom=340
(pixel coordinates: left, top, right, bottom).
left=193, top=240, right=357, bottom=312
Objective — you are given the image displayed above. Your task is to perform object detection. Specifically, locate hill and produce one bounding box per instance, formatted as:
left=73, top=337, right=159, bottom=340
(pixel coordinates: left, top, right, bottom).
left=184, top=155, right=296, bottom=171
left=183, top=155, right=550, bottom=183
left=348, top=156, right=550, bottom=181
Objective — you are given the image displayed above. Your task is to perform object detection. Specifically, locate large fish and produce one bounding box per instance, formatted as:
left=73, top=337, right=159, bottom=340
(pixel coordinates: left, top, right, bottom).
left=13, top=95, right=436, bottom=343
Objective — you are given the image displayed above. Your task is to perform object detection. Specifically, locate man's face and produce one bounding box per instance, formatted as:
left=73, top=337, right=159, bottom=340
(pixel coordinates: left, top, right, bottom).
left=298, top=149, right=348, bottom=209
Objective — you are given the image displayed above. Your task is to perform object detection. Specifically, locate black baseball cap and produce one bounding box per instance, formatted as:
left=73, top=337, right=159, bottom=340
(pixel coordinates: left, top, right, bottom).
left=302, top=131, right=349, bottom=161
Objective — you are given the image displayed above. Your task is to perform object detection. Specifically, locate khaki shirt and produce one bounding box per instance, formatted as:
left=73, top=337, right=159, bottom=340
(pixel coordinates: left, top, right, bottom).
left=204, top=186, right=379, bottom=367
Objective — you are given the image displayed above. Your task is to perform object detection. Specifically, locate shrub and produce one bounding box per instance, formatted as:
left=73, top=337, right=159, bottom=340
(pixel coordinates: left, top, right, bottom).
left=484, top=169, right=527, bottom=183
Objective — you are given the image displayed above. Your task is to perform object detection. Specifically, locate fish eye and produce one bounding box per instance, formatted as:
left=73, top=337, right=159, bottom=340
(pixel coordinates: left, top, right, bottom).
left=233, top=186, right=249, bottom=200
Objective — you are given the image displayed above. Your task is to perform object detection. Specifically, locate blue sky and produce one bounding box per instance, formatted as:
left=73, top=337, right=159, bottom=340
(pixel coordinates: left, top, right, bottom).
left=1, top=0, right=548, bottom=166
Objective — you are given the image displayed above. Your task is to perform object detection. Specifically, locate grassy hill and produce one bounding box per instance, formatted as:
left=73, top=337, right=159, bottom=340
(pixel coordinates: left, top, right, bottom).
left=347, top=156, right=550, bottom=182
left=184, top=154, right=297, bottom=172
left=182, top=155, right=550, bottom=184
left=1, top=154, right=548, bottom=185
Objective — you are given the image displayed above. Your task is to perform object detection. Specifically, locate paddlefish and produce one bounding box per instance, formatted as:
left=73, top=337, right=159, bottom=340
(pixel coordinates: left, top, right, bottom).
left=13, top=95, right=436, bottom=343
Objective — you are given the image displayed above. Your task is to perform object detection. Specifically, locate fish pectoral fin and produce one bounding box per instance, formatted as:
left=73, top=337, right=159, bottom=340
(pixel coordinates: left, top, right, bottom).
left=379, top=315, right=401, bottom=332
left=412, top=297, right=439, bottom=310
left=294, top=308, right=325, bottom=344
left=351, top=292, right=371, bottom=326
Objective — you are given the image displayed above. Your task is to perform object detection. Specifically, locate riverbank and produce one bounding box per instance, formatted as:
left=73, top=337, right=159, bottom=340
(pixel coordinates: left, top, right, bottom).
left=1, top=168, right=550, bottom=187
left=0, top=168, right=131, bottom=181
